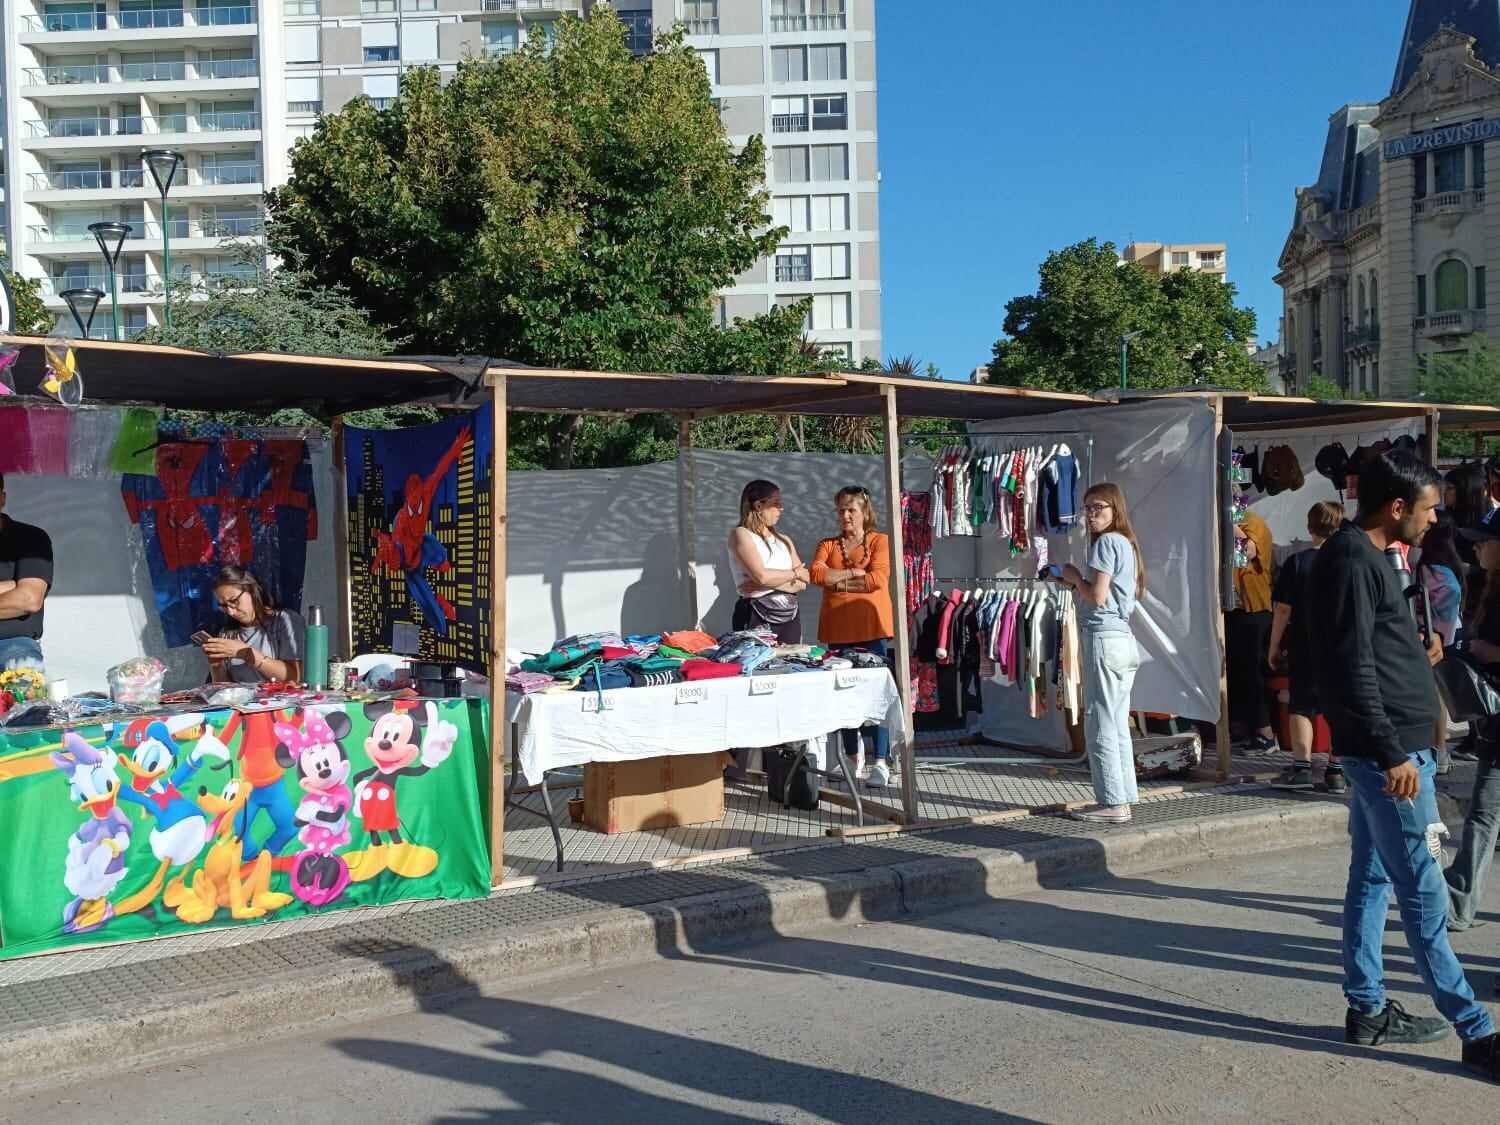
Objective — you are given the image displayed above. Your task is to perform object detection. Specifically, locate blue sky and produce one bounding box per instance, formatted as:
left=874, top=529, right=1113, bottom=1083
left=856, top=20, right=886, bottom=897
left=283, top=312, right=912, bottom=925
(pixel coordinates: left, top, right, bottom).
left=876, top=0, right=1409, bottom=379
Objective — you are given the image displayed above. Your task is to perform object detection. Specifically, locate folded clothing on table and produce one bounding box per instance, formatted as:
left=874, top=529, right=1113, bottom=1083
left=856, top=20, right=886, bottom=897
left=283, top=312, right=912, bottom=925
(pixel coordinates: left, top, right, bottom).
left=681, top=659, right=743, bottom=681
left=662, top=630, right=718, bottom=654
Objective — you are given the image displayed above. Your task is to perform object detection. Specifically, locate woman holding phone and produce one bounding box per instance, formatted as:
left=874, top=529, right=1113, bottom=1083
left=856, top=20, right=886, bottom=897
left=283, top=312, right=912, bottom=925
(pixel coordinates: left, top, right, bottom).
left=201, top=565, right=305, bottom=683
left=1055, top=482, right=1145, bottom=824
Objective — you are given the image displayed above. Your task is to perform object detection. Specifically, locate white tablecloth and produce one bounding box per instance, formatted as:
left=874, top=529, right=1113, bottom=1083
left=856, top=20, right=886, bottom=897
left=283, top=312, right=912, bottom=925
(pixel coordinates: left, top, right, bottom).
left=504, top=668, right=902, bottom=783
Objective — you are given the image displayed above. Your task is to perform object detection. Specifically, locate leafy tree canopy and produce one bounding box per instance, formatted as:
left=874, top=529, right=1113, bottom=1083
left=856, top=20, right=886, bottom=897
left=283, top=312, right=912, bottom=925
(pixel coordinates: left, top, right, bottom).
left=987, top=239, right=1267, bottom=394
left=5, top=270, right=51, bottom=335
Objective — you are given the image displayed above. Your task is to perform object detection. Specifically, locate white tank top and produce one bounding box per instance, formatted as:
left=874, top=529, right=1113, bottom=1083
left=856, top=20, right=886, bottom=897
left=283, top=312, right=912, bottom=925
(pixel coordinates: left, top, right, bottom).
left=728, top=531, right=794, bottom=598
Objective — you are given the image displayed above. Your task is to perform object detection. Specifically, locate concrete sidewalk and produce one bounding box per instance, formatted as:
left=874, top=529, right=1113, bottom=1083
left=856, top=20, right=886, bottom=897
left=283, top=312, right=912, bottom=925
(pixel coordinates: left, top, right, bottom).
left=0, top=781, right=1352, bottom=1092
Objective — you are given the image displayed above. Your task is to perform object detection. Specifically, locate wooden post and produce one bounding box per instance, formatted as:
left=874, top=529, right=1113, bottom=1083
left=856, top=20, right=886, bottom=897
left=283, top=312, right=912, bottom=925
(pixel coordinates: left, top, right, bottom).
left=488, top=376, right=508, bottom=886
left=881, top=384, right=916, bottom=824
left=676, top=418, right=700, bottom=627
left=1213, top=398, right=1232, bottom=780
left=1476, top=430, right=1487, bottom=458
left=1424, top=407, right=1439, bottom=465
left=330, top=417, right=353, bottom=660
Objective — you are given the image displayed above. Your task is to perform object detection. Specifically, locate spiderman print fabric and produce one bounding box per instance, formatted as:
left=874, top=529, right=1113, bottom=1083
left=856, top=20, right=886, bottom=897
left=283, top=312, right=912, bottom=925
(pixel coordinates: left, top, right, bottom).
left=121, top=431, right=317, bottom=648
left=345, top=407, right=494, bottom=673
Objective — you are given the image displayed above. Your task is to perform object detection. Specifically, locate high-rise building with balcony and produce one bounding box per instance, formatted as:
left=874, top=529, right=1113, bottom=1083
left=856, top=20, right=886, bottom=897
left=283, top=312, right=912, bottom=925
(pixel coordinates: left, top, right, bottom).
left=1, top=0, right=879, bottom=358
left=1120, top=241, right=1228, bottom=279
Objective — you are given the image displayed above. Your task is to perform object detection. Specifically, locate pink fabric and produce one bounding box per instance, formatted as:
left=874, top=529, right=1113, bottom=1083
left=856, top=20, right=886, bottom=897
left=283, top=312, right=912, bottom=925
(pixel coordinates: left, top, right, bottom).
left=0, top=410, right=32, bottom=473
left=935, top=590, right=963, bottom=665
left=997, top=602, right=1020, bottom=680
left=26, top=406, right=71, bottom=476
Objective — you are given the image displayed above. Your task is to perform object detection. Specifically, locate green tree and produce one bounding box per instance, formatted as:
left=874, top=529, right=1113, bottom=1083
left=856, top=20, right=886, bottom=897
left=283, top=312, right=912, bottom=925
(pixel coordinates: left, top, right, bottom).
left=5, top=271, right=51, bottom=335
left=267, top=11, right=811, bottom=467
left=987, top=239, right=1266, bottom=394
left=1420, top=347, right=1500, bottom=457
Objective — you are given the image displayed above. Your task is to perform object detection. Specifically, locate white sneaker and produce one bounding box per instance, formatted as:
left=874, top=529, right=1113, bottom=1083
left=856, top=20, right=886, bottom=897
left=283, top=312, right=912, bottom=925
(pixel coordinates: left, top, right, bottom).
left=867, top=761, right=891, bottom=789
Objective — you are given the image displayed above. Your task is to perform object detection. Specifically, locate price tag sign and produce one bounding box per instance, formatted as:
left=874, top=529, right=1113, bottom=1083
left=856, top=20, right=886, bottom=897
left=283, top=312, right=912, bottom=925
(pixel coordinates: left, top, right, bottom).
left=582, top=694, right=614, bottom=712
left=675, top=683, right=707, bottom=705
left=750, top=677, right=780, bottom=696
left=835, top=671, right=862, bottom=689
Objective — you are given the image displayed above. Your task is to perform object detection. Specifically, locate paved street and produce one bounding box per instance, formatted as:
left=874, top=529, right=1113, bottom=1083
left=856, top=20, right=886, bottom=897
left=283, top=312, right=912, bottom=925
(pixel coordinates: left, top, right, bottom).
left=6, top=842, right=1498, bottom=1124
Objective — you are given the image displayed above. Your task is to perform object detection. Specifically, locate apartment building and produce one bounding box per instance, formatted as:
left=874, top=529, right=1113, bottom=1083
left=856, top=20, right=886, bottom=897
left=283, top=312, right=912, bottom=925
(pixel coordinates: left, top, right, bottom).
left=1120, top=241, right=1227, bottom=278
left=1276, top=0, right=1500, bottom=396
left=1, top=0, right=880, bottom=360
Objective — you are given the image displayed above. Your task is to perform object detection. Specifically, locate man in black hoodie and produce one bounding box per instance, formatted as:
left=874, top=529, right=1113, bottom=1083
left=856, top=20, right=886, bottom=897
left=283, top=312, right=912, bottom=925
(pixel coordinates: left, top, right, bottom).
left=1310, top=450, right=1500, bottom=1076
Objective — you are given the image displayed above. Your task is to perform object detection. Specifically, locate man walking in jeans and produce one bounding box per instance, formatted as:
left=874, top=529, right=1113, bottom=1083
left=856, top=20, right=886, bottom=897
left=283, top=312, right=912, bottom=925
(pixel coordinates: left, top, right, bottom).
left=1310, top=450, right=1500, bottom=1076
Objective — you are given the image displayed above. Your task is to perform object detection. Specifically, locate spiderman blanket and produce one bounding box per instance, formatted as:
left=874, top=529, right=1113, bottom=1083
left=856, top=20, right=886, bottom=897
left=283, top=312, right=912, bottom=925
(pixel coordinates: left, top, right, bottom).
left=121, top=436, right=317, bottom=648
left=345, top=407, right=493, bottom=672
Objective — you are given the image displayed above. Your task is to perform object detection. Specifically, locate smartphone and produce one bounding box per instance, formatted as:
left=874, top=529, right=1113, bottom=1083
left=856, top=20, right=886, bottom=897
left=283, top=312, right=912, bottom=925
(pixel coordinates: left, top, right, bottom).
left=191, top=631, right=213, bottom=646
left=1045, top=565, right=1065, bottom=580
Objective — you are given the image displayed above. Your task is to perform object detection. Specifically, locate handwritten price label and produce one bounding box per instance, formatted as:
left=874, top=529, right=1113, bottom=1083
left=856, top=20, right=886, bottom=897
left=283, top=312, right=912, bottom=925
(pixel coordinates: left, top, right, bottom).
left=675, top=683, right=707, bottom=705
left=835, top=671, right=862, bottom=689
left=582, top=694, right=615, bottom=712
left=750, top=678, right=780, bottom=696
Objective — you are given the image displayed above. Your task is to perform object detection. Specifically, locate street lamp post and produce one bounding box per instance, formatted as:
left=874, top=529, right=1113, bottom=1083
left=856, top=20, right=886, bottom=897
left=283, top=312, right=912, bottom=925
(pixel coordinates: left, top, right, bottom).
left=60, top=286, right=105, bottom=340
left=1119, top=329, right=1146, bottom=390
left=140, top=148, right=185, bottom=328
left=88, top=220, right=132, bottom=341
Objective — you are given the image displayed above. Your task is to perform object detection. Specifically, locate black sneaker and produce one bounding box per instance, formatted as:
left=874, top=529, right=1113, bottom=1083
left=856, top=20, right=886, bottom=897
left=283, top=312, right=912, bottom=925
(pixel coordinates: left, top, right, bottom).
left=1246, top=735, right=1280, bottom=754
left=1463, top=1032, right=1500, bottom=1079
left=1322, top=769, right=1349, bottom=796
left=1271, top=765, right=1315, bottom=790
left=1346, top=1000, right=1450, bottom=1046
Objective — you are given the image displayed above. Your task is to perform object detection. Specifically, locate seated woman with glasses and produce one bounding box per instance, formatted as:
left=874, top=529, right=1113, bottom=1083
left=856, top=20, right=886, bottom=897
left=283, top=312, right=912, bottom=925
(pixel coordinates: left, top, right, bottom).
left=202, top=565, right=306, bottom=684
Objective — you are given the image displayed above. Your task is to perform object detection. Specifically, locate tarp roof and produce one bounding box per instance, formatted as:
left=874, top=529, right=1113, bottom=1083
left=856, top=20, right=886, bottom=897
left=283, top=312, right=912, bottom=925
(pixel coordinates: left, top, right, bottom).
left=3, top=337, right=487, bottom=415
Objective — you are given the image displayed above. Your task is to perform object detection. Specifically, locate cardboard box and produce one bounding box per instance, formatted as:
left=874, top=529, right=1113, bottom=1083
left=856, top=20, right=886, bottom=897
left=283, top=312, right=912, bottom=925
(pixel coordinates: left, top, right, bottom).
left=583, top=752, right=728, bottom=835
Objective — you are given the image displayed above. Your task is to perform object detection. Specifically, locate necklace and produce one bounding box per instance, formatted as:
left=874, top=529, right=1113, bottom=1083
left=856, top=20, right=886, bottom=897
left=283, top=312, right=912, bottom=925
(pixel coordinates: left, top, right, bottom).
left=838, top=534, right=867, bottom=570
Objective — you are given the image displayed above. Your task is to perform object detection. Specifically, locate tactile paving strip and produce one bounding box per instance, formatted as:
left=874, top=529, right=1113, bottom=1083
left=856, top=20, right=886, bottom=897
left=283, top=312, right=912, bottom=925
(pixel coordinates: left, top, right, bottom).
left=0, top=785, right=1328, bottom=1028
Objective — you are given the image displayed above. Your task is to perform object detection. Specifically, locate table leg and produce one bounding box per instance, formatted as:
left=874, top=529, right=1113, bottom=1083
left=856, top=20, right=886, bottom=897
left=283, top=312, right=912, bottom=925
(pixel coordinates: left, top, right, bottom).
left=539, top=772, right=565, bottom=873
left=504, top=724, right=567, bottom=872
left=836, top=743, right=865, bottom=828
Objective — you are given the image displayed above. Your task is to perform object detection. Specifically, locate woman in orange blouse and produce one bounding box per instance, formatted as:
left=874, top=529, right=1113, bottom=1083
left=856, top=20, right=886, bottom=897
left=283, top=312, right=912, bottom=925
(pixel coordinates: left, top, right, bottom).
left=810, top=486, right=896, bottom=788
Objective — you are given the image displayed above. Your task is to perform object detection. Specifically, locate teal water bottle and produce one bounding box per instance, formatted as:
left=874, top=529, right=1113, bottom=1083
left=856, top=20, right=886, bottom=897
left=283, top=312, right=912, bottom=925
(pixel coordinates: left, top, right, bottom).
left=305, top=604, right=329, bottom=689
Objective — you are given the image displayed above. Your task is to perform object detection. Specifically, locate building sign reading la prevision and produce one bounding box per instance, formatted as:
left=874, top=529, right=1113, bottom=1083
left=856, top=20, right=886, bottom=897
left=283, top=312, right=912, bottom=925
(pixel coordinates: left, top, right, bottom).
left=1384, top=118, right=1500, bottom=159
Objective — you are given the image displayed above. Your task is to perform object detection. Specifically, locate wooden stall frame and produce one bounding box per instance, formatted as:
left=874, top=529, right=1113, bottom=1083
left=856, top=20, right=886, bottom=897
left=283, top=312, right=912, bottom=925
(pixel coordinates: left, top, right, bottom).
left=489, top=376, right=509, bottom=884
left=330, top=418, right=354, bottom=661
left=880, top=384, right=917, bottom=824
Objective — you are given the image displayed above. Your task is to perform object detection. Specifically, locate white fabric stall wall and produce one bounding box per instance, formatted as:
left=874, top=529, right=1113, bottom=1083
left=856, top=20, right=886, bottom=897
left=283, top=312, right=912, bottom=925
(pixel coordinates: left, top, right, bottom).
left=936, top=399, right=1223, bottom=750
left=5, top=435, right=339, bottom=694
left=504, top=449, right=888, bottom=655
left=1230, top=418, right=1423, bottom=565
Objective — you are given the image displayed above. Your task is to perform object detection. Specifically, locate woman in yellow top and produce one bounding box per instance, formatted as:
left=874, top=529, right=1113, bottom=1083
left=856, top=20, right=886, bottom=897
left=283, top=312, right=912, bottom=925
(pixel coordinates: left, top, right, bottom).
left=1229, top=505, right=1277, bottom=752
left=809, top=486, right=895, bottom=788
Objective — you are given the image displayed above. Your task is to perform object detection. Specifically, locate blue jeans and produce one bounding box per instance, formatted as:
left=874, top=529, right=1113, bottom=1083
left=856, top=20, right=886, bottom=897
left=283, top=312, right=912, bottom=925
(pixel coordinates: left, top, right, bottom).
left=1343, top=751, right=1495, bottom=1042
left=0, top=636, right=44, bottom=669
left=1082, top=632, right=1141, bottom=806
left=831, top=638, right=890, bottom=761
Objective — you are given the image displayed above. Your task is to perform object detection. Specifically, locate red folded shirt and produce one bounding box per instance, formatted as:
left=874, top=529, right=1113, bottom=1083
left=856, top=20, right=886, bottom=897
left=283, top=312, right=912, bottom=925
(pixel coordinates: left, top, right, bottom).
left=600, top=645, right=635, bottom=661
left=681, top=660, right=743, bottom=681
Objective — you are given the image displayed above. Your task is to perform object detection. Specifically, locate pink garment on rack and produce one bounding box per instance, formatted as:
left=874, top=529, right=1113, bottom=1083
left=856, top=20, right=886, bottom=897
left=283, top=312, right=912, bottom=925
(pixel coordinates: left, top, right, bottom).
left=996, top=601, right=1021, bottom=680
left=935, top=589, right=963, bottom=665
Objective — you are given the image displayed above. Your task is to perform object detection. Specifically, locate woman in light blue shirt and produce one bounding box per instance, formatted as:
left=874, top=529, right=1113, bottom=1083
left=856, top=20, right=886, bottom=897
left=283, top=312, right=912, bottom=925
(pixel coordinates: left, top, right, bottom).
left=1058, top=482, right=1145, bottom=824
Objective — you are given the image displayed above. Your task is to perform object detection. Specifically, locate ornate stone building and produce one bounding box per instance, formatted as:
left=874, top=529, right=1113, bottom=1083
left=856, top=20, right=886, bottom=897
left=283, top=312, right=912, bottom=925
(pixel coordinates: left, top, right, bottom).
left=1276, top=1, right=1500, bottom=395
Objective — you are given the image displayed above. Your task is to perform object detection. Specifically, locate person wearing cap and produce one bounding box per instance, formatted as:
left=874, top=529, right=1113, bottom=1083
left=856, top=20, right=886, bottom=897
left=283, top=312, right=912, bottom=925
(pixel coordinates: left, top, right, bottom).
left=1228, top=505, right=1277, bottom=752
left=1446, top=519, right=1500, bottom=936
left=1308, top=450, right=1500, bottom=1075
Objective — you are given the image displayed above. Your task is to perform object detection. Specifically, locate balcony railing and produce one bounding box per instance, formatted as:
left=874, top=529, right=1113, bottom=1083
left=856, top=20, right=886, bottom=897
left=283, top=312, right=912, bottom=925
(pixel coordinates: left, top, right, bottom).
left=27, top=169, right=110, bottom=190
left=480, top=0, right=562, bottom=9
left=1416, top=310, right=1484, bottom=337
left=23, top=59, right=259, bottom=85
left=198, top=162, right=261, bottom=185
left=1413, top=188, right=1486, bottom=216
left=774, top=261, right=811, bottom=282
left=41, top=273, right=157, bottom=295
left=22, top=5, right=256, bottom=31
left=196, top=110, right=259, bottom=131
left=1345, top=324, right=1381, bottom=349
left=28, top=215, right=262, bottom=242
left=772, top=113, right=808, bottom=133
left=684, top=17, right=718, bottom=33
left=25, top=115, right=142, bottom=138
left=771, top=11, right=846, bottom=31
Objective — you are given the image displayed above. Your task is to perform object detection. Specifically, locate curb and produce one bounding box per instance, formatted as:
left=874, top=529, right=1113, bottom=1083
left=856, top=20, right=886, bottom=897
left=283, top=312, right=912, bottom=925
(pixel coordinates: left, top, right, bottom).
left=0, top=798, right=1350, bottom=1093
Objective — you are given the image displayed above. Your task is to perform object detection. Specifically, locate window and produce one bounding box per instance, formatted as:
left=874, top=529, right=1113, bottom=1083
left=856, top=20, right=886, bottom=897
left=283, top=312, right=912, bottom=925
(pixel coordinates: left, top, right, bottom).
left=361, top=0, right=396, bottom=11
left=822, top=342, right=852, bottom=359
left=809, top=0, right=845, bottom=29
left=284, top=24, right=319, bottom=63
left=119, top=0, right=184, bottom=31
left=772, top=46, right=806, bottom=83
left=714, top=296, right=727, bottom=328
left=811, top=93, right=846, bottom=130
left=1436, top=148, right=1465, bottom=193
left=1479, top=266, right=1488, bottom=309
left=775, top=245, right=811, bottom=282
left=1413, top=153, right=1428, bottom=199
left=810, top=143, right=847, bottom=181
left=364, top=45, right=398, bottom=61
left=1476, top=143, right=1487, bottom=190
left=808, top=44, right=845, bottom=81
left=1358, top=364, right=1367, bottom=392
left=1198, top=249, right=1222, bottom=266
left=1435, top=259, right=1468, bottom=311
left=482, top=23, right=520, bottom=55
left=404, top=21, right=438, bottom=61
left=1357, top=278, right=1366, bottom=325
left=1417, top=274, right=1427, bottom=317
left=772, top=96, right=808, bottom=132
left=42, top=4, right=105, bottom=32
left=775, top=295, right=812, bottom=331
left=286, top=75, right=321, bottom=113
left=812, top=243, right=850, bottom=280
left=402, top=0, right=436, bottom=9
left=199, top=98, right=255, bottom=130
left=363, top=23, right=399, bottom=61
left=811, top=293, right=851, bottom=331
left=617, top=7, right=652, bottom=54
left=684, top=0, right=717, bottom=33
left=772, top=195, right=810, bottom=232
left=810, top=193, right=848, bottom=230
left=363, top=73, right=398, bottom=108
left=283, top=0, right=318, bottom=13
left=1172, top=250, right=1189, bottom=266
left=1369, top=273, right=1379, bottom=328
left=771, top=0, right=804, bottom=31
left=772, top=146, right=809, bottom=182
left=696, top=48, right=719, bottom=85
